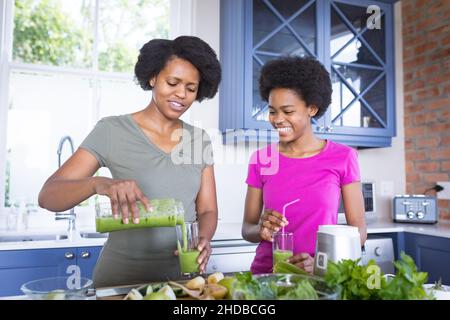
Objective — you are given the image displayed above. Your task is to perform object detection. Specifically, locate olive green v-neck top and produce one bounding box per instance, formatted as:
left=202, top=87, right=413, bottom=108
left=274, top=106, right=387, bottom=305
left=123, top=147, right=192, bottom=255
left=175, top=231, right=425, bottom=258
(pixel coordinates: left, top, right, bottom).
left=80, top=114, right=213, bottom=288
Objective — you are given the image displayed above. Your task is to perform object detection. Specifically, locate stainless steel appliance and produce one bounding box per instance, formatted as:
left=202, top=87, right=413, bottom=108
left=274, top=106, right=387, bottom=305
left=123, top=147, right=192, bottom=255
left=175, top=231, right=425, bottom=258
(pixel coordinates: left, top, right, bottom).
left=314, top=225, right=362, bottom=276
left=338, top=182, right=375, bottom=224
left=361, top=236, right=395, bottom=274
left=393, top=195, right=438, bottom=224
left=206, top=239, right=258, bottom=274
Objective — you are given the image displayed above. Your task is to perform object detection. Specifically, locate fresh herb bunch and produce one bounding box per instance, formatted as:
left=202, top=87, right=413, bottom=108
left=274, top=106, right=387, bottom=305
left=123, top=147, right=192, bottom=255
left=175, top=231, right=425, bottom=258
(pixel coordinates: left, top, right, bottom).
left=378, top=252, right=430, bottom=300
left=275, top=278, right=319, bottom=300
left=324, top=259, right=384, bottom=300
left=232, top=272, right=320, bottom=300
left=232, top=272, right=276, bottom=300
left=324, top=252, right=433, bottom=300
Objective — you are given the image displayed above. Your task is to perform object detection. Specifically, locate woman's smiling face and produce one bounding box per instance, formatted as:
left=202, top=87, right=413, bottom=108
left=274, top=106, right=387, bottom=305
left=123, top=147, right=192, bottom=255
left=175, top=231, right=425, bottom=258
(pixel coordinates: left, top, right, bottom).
left=150, top=56, right=200, bottom=120
left=268, top=88, right=318, bottom=143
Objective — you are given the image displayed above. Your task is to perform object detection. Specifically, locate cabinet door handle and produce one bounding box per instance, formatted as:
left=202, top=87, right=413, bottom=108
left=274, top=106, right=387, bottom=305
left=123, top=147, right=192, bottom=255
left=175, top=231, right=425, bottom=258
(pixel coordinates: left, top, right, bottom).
left=326, top=126, right=334, bottom=132
left=80, top=251, right=91, bottom=259
left=64, top=252, right=75, bottom=260
left=316, top=125, right=324, bottom=132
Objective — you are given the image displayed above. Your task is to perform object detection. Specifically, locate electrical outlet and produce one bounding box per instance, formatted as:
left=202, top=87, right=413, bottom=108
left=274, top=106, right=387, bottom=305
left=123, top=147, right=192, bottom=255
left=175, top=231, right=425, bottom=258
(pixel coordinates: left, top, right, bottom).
left=437, top=181, right=450, bottom=200
left=380, top=181, right=394, bottom=196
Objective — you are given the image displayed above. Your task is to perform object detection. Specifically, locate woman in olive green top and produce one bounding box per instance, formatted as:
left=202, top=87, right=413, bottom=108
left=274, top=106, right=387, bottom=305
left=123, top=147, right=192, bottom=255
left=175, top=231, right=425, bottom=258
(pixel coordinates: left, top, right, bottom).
left=38, top=36, right=221, bottom=287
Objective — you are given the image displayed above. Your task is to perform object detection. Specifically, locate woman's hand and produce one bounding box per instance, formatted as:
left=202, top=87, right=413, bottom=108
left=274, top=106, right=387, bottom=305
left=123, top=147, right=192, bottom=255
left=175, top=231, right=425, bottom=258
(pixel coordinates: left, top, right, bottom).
left=94, top=177, right=151, bottom=225
left=196, top=237, right=212, bottom=274
left=288, top=253, right=314, bottom=274
left=259, top=209, right=288, bottom=242
left=173, top=237, right=211, bottom=274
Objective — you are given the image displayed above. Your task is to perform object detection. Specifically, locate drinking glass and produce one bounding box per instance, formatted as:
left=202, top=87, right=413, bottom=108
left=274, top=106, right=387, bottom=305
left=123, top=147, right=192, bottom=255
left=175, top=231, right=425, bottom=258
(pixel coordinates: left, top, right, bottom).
left=176, top=221, right=200, bottom=277
left=272, top=231, right=293, bottom=267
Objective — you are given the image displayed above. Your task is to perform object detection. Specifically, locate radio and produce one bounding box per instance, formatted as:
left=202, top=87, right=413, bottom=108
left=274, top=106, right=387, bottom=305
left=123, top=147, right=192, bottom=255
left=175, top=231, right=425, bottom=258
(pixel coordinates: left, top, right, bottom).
left=392, top=195, right=438, bottom=224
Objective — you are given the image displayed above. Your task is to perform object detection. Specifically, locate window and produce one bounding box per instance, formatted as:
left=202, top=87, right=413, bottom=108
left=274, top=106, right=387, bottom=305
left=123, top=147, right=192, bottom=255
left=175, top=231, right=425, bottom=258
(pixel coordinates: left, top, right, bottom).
left=0, top=0, right=172, bottom=209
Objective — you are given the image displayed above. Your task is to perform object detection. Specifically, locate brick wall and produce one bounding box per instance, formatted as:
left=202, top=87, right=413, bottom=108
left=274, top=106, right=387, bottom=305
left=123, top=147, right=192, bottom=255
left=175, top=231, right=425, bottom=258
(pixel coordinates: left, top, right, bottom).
left=402, top=0, right=450, bottom=221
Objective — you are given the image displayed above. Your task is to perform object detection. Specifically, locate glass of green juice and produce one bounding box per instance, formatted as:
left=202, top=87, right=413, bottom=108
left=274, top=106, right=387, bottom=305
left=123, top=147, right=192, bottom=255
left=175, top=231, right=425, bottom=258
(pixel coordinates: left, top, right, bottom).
left=176, top=221, right=200, bottom=277
left=272, top=231, right=294, bottom=269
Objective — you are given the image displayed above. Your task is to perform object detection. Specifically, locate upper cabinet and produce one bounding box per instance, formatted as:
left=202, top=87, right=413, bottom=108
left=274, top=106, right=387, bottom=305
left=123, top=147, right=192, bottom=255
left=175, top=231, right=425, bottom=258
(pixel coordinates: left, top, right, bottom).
left=219, top=0, right=397, bottom=147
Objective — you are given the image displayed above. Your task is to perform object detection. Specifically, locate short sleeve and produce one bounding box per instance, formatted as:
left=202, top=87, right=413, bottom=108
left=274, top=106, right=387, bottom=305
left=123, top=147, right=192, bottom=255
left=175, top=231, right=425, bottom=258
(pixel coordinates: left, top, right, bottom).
left=341, top=148, right=361, bottom=186
left=245, top=151, right=263, bottom=189
left=79, top=119, right=111, bottom=167
left=201, top=130, right=214, bottom=169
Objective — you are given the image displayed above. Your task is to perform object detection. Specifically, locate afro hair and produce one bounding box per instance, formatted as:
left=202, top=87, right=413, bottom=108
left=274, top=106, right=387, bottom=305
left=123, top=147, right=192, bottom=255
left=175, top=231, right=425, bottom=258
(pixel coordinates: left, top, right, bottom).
left=134, top=36, right=221, bottom=102
left=259, top=56, right=332, bottom=119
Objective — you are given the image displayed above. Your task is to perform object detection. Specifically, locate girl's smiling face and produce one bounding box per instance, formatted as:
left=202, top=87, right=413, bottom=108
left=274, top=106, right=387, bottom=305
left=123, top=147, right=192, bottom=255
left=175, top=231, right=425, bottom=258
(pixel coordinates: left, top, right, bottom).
left=268, top=88, right=318, bottom=143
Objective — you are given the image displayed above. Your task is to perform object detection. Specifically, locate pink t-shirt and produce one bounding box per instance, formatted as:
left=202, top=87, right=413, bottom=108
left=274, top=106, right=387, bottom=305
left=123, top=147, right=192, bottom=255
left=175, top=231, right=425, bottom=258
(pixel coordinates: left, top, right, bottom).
left=245, top=140, right=361, bottom=274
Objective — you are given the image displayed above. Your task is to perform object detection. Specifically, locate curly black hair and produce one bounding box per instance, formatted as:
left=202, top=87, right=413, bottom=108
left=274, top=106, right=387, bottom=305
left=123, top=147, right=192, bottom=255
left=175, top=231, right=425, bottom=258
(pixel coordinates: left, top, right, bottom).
left=134, top=36, right=221, bottom=102
left=259, top=56, right=332, bottom=119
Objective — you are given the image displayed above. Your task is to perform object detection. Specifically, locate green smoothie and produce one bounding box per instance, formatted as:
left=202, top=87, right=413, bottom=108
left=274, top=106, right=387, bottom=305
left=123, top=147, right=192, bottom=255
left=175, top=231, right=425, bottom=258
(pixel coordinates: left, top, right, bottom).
left=176, top=221, right=200, bottom=274
left=95, top=199, right=185, bottom=233
left=178, top=249, right=200, bottom=274
left=273, top=249, right=293, bottom=266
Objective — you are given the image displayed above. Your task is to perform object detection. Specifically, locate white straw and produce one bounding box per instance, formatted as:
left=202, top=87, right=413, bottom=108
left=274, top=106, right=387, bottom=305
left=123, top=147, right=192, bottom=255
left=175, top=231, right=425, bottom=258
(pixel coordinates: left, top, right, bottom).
left=282, top=198, right=300, bottom=233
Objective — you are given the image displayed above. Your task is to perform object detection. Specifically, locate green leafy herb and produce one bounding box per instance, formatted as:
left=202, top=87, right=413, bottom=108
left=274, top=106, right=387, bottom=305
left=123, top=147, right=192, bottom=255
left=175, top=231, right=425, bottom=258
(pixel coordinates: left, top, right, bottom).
left=324, top=252, right=433, bottom=300
left=273, top=260, right=309, bottom=275
left=232, top=272, right=276, bottom=300
left=275, top=278, right=319, bottom=300
left=231, top=272, right=322, bottom=300
left=324, top=258, right=384, bottom=300
left=378, top=252, right=430, bottom=300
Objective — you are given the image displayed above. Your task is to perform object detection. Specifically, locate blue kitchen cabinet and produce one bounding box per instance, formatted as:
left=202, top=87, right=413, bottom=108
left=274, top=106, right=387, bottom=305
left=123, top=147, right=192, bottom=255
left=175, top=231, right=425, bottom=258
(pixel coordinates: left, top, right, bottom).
left=0, top=246, right=102, bottom=297
left=404, top=233, right=450, bottom=284
left=367, top=232, right=450, bottom=283
left=76, top=246, right=102, bottom=280
left=220, top=0, right=397, bottom=147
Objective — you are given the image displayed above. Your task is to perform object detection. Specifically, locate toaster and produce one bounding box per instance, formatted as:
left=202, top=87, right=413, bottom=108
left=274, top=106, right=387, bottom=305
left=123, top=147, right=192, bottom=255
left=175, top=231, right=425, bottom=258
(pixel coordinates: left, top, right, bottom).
left=392, top=195, right=438, bottom=224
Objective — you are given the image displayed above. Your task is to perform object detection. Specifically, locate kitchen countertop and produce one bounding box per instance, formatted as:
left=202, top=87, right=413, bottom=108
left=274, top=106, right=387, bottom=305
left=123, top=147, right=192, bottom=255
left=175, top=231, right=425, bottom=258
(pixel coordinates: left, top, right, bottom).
left=0, top=222, right=245, bottom=251
left=1, top=219, right=450, bottom=251
left=366, top=216, right=450, bottom=239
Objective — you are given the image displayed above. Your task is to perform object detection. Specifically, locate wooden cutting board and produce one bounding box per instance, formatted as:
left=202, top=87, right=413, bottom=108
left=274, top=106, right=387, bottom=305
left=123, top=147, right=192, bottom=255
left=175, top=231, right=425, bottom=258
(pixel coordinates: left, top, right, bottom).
left=96, top=280, right=191, bottom=300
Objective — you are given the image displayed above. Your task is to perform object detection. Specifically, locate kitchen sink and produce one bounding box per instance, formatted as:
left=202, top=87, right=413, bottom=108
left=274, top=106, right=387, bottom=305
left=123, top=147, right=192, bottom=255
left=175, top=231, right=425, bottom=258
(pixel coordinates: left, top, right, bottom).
left=79, top=232, right=109, bottom=239
left=0, top=234, right=68, bottom=242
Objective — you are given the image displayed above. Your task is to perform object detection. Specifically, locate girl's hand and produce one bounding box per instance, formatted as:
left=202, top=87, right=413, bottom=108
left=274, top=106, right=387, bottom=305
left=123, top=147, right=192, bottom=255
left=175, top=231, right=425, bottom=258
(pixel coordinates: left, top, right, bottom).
left=259, top=209, right=288, bottom=242
left=94, top=177, right=151, bottom=225
left=196, top=237, right=212, bottom=274
left=288, top=253, right=314, bottom=274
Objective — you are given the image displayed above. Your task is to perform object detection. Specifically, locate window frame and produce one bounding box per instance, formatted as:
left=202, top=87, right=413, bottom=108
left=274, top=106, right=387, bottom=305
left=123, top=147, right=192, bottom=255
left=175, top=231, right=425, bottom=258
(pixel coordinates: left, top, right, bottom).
left=0, top=0, right=189, bottom=208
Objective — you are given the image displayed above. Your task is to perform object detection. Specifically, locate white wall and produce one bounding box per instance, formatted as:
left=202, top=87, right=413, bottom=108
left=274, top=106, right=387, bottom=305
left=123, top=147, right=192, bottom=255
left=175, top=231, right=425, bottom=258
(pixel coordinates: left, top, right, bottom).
left=358, top=2, right=405, bottom=220
left=188, top=0, right=405, bottom=223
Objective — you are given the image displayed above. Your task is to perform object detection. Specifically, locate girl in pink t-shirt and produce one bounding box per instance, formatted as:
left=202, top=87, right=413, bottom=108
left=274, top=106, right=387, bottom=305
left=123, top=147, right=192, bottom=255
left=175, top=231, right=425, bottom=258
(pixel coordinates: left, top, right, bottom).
left=242, top=56, right=367, bottom=275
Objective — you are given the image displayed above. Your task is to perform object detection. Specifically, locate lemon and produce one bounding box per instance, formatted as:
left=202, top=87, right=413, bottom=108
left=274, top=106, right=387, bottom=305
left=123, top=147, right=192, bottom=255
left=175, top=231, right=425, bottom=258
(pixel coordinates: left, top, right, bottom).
left=143, top=291, right=171, bottom=300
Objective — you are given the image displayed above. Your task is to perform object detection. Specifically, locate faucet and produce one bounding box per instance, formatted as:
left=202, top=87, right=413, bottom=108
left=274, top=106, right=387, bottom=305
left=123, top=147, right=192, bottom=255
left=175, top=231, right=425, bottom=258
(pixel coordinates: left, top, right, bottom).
left=57, top=136, right=74, bottom=167
left=55, top=135, right=78, bottom=240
